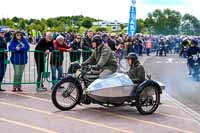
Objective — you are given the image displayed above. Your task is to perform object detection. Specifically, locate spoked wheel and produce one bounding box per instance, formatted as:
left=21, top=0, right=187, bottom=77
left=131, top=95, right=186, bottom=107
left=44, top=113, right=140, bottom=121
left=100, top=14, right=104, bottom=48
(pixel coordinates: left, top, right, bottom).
left=51, top=79, right=82, bottom=111
left=136, top=86, right=160, bottom=115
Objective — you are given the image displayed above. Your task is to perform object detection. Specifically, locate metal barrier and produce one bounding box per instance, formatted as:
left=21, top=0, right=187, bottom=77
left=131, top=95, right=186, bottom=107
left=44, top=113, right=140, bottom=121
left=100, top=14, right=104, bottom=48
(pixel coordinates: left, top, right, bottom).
left=0, top=50, right=92, bottom=92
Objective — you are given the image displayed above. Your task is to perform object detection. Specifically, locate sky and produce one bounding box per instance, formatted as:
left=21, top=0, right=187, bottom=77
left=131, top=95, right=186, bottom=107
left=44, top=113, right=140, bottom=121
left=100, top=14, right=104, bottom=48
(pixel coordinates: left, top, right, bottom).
left=0, top=0, right=199, bottom=23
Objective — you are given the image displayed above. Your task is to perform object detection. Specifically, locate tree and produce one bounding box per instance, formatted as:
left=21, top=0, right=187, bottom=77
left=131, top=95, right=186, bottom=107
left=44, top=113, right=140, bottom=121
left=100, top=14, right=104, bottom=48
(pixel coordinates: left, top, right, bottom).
left=120, top=24, right=126, bottom=31
left=4, top=19, right=15, bottom=28
left=19, top=19, right=26, bottom=29
left=144, top=9, right=182, bottom=35
left=95, top=27, right=107, bottom=32
left=11, top=17, right=20, bottom=23
left=137, top=19, right=146, bottom=33
left=81, top=18, right=93, bottom=29
left=181, top=14, right=200, bottom=35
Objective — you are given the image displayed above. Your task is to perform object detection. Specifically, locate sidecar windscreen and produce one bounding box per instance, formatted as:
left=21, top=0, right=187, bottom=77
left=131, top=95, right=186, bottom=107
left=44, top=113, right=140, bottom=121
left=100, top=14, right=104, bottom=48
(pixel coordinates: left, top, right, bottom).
left=88, top=73, right=134, bottom=91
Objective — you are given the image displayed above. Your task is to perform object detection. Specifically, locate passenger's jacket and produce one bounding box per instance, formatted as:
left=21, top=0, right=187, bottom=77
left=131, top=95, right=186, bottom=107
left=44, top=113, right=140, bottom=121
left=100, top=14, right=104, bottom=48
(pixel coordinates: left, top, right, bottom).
left=0, top=37, right=7, bottom=60
left=9, top=38, right=30, bottom=65
left=85, top=44, right=117, bottom=73
left=50, top=40, right=72, bottom=66
left=128, top=60, right=145, bottom=83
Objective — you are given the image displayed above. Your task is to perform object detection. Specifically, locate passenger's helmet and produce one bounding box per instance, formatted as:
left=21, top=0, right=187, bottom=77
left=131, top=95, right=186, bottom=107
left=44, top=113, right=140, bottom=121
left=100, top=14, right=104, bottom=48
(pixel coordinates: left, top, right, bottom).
left=92, top=35, right=102, bottom=45
left=126, top=53, right=138, bottom=61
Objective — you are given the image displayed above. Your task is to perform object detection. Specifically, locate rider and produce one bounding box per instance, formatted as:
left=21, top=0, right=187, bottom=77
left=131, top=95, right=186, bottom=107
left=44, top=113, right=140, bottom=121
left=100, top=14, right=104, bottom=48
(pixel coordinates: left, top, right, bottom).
left=82, top=35, right=117, bottom=78
left=180, top=37, right=190, bottom=57
left=126, top=53, right=145, bottom=83
left=187, top=39, right=200, bottom=75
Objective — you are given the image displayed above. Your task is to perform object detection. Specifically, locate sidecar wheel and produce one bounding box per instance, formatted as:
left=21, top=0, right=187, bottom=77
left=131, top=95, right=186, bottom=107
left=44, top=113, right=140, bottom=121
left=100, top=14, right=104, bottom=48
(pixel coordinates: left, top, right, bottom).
left=51, top=78, right=82, bottom=111
left=136, top=86, right=160, bottom=115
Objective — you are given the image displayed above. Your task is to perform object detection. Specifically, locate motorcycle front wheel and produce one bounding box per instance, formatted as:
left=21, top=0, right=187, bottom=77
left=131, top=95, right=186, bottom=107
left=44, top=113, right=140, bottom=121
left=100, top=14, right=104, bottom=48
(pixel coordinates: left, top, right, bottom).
left=136, top=86, right=160, bottom=115
left=51, top=78, right=82, bottom=111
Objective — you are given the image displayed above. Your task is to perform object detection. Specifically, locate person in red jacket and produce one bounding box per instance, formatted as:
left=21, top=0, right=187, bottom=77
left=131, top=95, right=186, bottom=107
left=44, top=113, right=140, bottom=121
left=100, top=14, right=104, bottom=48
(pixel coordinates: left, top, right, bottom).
left=50, top=35, right=72, bottom=85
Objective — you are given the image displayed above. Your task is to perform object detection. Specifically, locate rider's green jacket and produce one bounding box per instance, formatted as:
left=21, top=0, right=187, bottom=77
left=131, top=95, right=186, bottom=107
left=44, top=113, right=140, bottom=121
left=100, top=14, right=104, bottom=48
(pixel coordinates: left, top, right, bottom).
left=128, top=60, right=145, bottom=83
left=84, top=44, right=117, bottom=73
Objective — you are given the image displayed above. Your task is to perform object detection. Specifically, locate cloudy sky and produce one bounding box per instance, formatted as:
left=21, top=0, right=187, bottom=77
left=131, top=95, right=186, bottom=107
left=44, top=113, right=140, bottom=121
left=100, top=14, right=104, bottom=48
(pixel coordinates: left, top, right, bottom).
left=0, top=0, right=199, bottom=22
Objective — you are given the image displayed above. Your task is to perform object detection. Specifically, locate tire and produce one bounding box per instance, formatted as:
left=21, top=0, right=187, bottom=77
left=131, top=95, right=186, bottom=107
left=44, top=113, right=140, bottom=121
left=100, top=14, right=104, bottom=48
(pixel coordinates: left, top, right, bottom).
left=136, top=86, right=160, bottom=115
left=51, top=77, right=82, bottom=111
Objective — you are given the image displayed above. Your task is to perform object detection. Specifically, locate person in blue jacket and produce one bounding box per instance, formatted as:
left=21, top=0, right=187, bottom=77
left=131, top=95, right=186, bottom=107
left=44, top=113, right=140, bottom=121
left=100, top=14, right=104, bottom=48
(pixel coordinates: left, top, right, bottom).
left=9, top=31, right=29, bottom=92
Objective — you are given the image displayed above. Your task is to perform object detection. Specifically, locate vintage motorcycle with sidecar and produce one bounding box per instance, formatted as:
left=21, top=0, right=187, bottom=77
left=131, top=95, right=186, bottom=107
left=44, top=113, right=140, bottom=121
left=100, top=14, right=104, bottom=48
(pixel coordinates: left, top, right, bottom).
left=51, top=63, right=165, bottom=115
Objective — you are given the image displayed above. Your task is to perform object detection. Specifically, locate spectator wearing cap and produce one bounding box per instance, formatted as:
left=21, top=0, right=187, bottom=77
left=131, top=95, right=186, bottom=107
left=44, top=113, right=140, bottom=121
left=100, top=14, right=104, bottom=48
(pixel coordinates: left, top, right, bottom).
left=50, top=35, right=72, bottom=85
left=0, top=29, right=7, bottom=91
left=9, top=31, right=30, bottom=92
left=34, top=32, right=54, bottom=91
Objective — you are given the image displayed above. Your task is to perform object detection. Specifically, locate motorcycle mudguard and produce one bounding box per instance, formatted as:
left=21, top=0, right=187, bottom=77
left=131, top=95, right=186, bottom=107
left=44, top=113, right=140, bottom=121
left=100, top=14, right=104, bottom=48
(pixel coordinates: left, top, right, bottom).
left=134, top=80, right=165, bottom=96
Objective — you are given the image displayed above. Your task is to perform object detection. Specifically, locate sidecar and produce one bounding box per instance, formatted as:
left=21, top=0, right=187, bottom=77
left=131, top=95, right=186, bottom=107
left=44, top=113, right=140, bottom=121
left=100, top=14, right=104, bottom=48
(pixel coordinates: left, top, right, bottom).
left=87, top=73, right=165, bottom=105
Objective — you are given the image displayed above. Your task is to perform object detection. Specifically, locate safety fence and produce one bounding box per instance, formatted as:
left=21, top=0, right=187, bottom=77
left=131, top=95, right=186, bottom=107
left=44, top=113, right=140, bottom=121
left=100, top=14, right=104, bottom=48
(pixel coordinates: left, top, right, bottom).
left=0, top=50, right=92, bottom=91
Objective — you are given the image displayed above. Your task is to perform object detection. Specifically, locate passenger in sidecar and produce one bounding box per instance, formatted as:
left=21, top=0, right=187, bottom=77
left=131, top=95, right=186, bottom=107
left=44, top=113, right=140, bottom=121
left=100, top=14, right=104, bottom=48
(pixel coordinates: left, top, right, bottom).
left=126, top=53, right=145, bottom=84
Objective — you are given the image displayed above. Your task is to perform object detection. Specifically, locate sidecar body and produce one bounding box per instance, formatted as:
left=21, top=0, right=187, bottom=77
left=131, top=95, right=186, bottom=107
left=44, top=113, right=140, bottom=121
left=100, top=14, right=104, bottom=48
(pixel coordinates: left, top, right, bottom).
left=86, top=73, right=165, bottom=104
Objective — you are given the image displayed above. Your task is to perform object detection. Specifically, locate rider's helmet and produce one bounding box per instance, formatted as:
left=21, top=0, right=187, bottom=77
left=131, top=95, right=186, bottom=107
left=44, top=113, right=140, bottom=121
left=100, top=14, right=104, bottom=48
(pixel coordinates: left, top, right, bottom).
left=126, top=53, right=138, bottom=64
left=92, top=35, right=102, bottom=46
left=191, top=39, right=198, bottom=47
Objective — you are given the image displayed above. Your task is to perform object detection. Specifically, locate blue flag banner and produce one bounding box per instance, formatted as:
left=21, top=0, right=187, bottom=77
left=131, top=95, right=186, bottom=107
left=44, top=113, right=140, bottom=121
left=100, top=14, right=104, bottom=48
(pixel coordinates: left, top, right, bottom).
left=128, top=0, right=137, bottom=36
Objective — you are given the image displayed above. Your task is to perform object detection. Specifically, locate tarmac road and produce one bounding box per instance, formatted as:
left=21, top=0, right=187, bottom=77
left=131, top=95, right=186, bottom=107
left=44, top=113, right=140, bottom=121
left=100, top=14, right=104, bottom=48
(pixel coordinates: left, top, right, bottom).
left=143, top=55, right=200, bottom=114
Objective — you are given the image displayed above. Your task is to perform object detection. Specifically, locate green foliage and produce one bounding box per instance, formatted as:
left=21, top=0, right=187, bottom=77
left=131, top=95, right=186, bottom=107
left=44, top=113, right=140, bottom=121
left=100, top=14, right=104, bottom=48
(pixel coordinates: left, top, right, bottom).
left=120, top=24, right=126, bottom=30
left=144, top=9, right=182, bottom=35
left=181, top=14, right=200, bottom=35
left=19, top=19, right=26, bottom=29
left=95, top=27, right=107, bottom=32
left=137, top=19, right=146, bottom=33
left=81, top=18, right=93, bottom=29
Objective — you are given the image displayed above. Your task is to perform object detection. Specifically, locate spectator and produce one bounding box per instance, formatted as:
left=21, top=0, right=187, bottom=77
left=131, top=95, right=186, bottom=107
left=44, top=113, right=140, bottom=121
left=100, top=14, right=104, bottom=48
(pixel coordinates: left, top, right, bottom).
left=146, top=38, right=152, bottom=56
left=115, top=38, right=126, bottom=65
left=36, top=31, right=42, bottom=43
left=126, top=36, right=135, bottom=54
left=50, top=35, right=72, bottom=85
left=138, top=37, right=144, bottom=56
left=81, top=30, right=93, bottom=61
left=0, top=29, right=7, bottom=91
left=102, top=33, right=117, bottom=51
left=4, top=30, right=12, bottom=43
left=34, top=32, right=54, bottom=91
left=9, top=31, right=30, bottom=92
left=70, top=34, right=82, bottom=62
